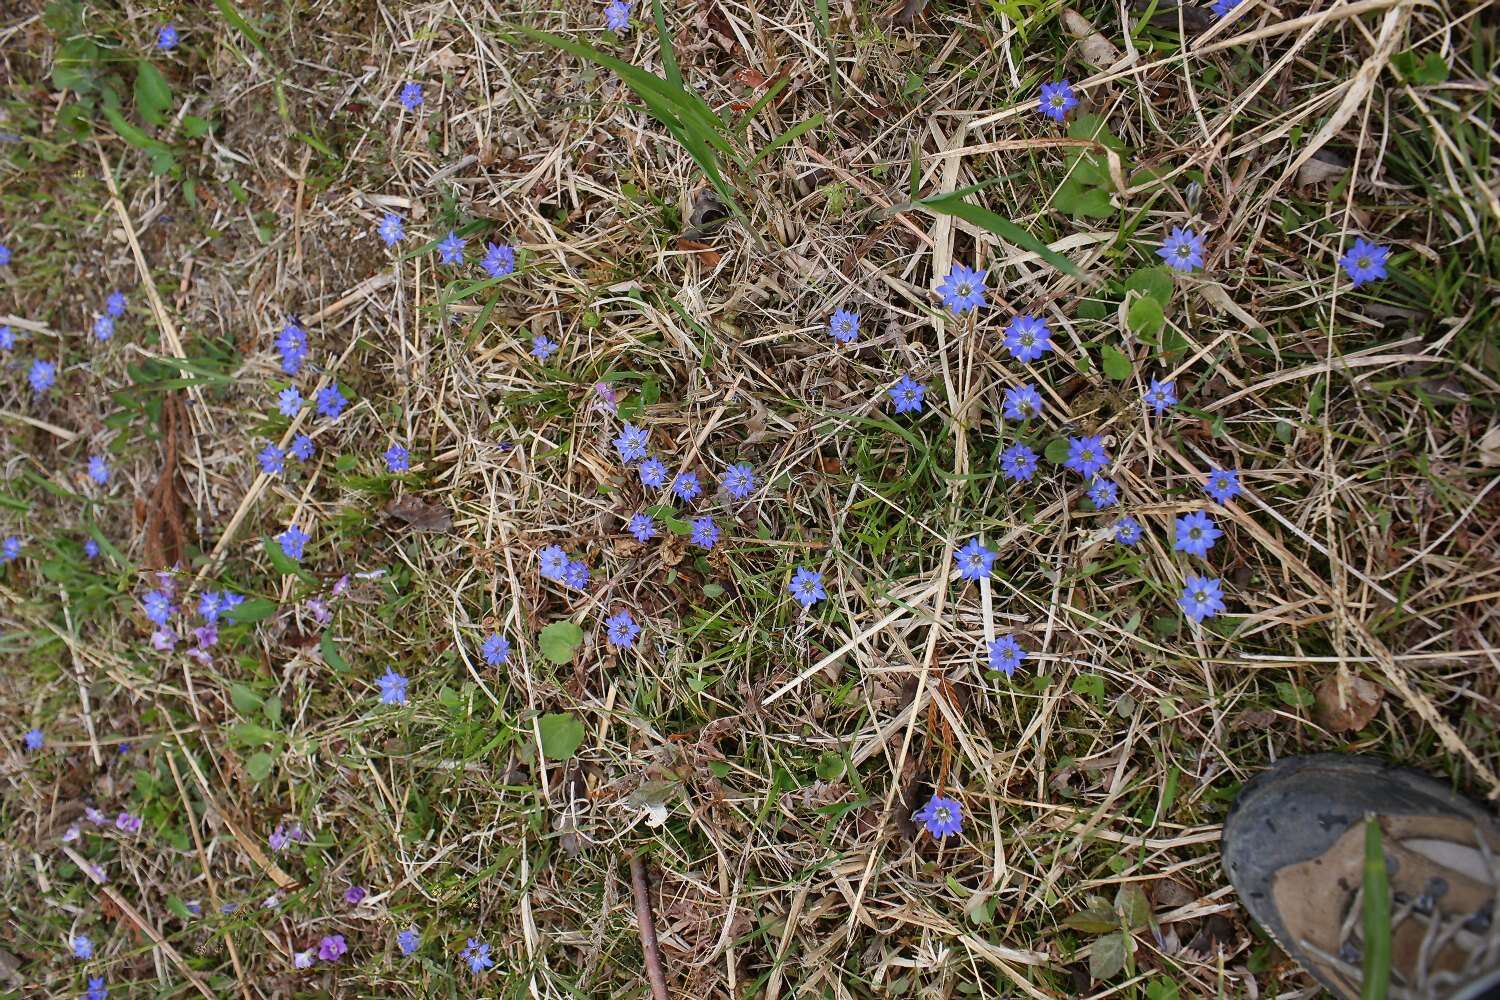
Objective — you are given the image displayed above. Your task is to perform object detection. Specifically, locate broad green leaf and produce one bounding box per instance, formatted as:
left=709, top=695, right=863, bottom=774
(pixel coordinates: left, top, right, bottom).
left=228, top=722, right=277, bottom=747
left=320, top=631, right=349, bottom=672
left=134, top=60, right=172, bottom=126
left=1090, top=931, right=1130, bottom=981
left=1068, top=113, right=1128, bottom=153
left=1054, top=180, right=1113, bottom=219
left=1115, top=884, right=1153, bottom=929
left=1060, top=906, right=1118, bottom=934
left=1146, top=980, right=1180, bottom=1000
left=539, top=620, right=584, bottom=665
left=1043, top=438, right=1071, bottom=465
left=1126, top=295, right=1165, bottom=337
left=1123, top=266, right=1174, bottom=307
left=226, top=597, right=277, bottom=623
left=245, top=751, right=275, bottom=781
left=537, top=712, right=585, bottom=761
left=1100, top=344, right=1133, bottom=381
left=228, top=682, right=262, bottom=715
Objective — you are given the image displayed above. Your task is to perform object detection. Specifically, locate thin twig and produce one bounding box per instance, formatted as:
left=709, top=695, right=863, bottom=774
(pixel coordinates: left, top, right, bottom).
left=629, top=853, right=671, bottom=1000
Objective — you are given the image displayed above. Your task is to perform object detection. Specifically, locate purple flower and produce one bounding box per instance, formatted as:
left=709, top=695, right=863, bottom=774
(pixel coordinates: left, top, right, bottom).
left=87, top=455, right=110, bottom=485
left=276, top=525, right=310, bottom=561
left=1158, top=227, right=1204, bottom=272
left=142, top=589, right=173, bottom=625
left=83, top=538, right=100, bottom=559
left=93, top=315, right=114, bottom=341
left=828, top=308, right=859, bottom=344
left=531, top=335, right=557, bottom=360
left=344, top=885, right=367, bottom=905
left=788, top=566, right=826, bottom=608
left=937, top=264, right=987, bottom=314
left=384, top=444, right=410, bottom=472
left=1339, top=237, right=1390, bottom=287
left=720, top=463, right=756, bottom=500
left=318, top=934, right=348, bottom=962
left=639, top=457, right=668, bottom=488
left=157, top=24, right=178, bottom=49
left=115, top=812, right=142, bottom=833
left=268, top=823, right=305, bottom=851
left=1173, top=511, right=1222, bottom=558
left=1086, top=478, right=1119, bottom=509
left=1000, top=443, right=1038, bottom=482
left=1145, top=378, right=1177, bottom=414
left=614, top=423, right=649, bottom=462
left=106, top=291, right=127, bottom=317
left=1002, top=384, right=1043, bottom=421
left=293, top=950, right=315, bottom=970
left=150, top=627, right=177, bottom=651
left=72, top=935, right=93, bottom=960
left=316, top=383, right=347, bottom=420
left=627, top=512, right=656, bottom=542
left=538, top=545, right=568, bottom=580
left=690, top=516, right=718, bottom=550
left=1064, top=435, right=1109, bottom=479
left=563, top=560, right=591, bottom=589
left=1204, top=467, right=1241, bottom=504
left=955, top=538, right=996, bottom=582
left=1180, top=574, right=1227, bottom=623
left=277, top=387, right=303, bottom=416
left=398, top=928, right=420, bottom=955
left=605, top=610, right=640, bottom=648
left=290, top=434, right=315, bottom=461
left=986, top=635, right=1025, bottom=676
left=1, top=536, right=19, bottom=562
left=436, top=231, right=465, bottom=265
left=481, top=242, right=516, bottom=278
left=914, top=793, right=963, bottom=839
left=605, top=0, right=632, bottom=31
left=1114, top=516, right=1142, bottom=546
left=258, top=443, right=287, bottom=475
left=0, top=325, right=15, bottom=350
left=377, top=668, right=408, bottom=706
left=1039, top=80, right=1078, bottom=121
left=672, top=471, right=702, bottom=503
left=23, top=727, right=43, bottom=751
left=460, top=938, right=493, bottom=974
left=29, top=358, right=56, bottom=394
left=398, top=82, right=423, bottom=112
left=1002, top=315, right=1053, bottom=363
left=275, top=322, right=308, bottom=374
left=377, top=214, right=404, bottom=246
left=888, top=375, right=926, bottom=414
left=482, top=633, right=511, bottom=665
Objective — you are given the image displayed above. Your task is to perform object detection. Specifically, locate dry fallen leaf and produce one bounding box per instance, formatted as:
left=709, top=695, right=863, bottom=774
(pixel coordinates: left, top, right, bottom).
left=1296, top=149, right=1349, bottom=188
left=1478, top=424, right=1500, bottom=467
left=1062, top=9, right=1121, bottom=69
left=384, top=496, right=453, bottom=533
left=1314, top=673, right=1384, bottom=733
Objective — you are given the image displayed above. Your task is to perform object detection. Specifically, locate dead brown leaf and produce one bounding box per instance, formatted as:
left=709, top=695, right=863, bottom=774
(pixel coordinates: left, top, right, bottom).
left=1314, top=672, right=1384, bottom=733
left=1062, top=9, right=1120, bottom=68
left=1296, top=149, right=1349, bottom=188
left=1478, top=424, right=1500, bottom=468
left=384, top=495, right=453, bottom=533
left=676, top=237, right=723, bottom=267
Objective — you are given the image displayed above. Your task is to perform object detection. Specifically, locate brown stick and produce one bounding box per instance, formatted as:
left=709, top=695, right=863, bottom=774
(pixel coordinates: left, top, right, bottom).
left=629, top=853, right=671, bottom=1000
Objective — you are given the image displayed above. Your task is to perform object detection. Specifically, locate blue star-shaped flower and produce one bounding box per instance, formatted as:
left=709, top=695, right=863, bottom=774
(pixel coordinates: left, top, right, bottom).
left=828, top=308, right=859, bottom=344
left=1173, top=511, right=1222, bottom=557
left=720, top=463, right=756, bottom=500
left=1145, top=377, right=1177, bottom=414
left=1038, top=80, right=1078, bottom=122
left=605, top=610, right=640, bottom=648
left=1003, top=383, right=1043, bottom=421
left=1339, top=238, right=1390, bottom=287
left=788, top=566, right=826, bottom=608
left=531, top=335, right=558, bottom=361
left=614, top=422, right=649, bottom=462
left=986, top=635, right=1026, bottom=676
left=1204, top=467, right=1241, bottom=504
left=1064, top=435, right=1110, bottom=479
left=1087, top=478, right=1119, bottom=509
left=436, top=231, right=466, bottom=265
left=1002, top=314, right=1053, bottom=363
left=639, top=457, right=668, bottom=488
left=914, top=793, right=963, bottom=838
left=399, top=82, right=424, bottom=111
left=384, top=444, right=410, bottom=472
left=482, top=634, right=511, bottom=665
left=1180, top=574, right=1227, bottom=623
left=482, top=242, right=516, bottom=278
left=1000, top=443, right=1038, bottom=482
left=377, top=214, right=404, bottom=246
left=627, top=513, right=657, bottom=542
left=276, top=525, right=310, bottom=561
left=937, top=264, right=987, bottom=314
left=689, top=516, right=718, bottom=549
left=377, top=668, right=408, bottom=705
left=954, top=538, right=996, bottom=582
left=1114, top=516, right=1142, bottom=546
left=1158, top=227, right=1204, bottom=272
left=888, top=375, right=926, bottom=414
left=672, top=471, right=702, bottom=503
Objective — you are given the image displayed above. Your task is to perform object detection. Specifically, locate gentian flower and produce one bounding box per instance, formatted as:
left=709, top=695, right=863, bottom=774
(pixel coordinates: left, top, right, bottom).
left=605, top=0, right=632, bottom=30
left=1173, top=511, right=1222, bottom=557
left=986, top=635, right=1025, bottom=676
left=937, top=264, right=986, bottom=314
left=436, top=231, right=465, bottom=265
left=23, top=728, right=43, bottom=751
left=482, top=634, right=511, bottom=665
left=318, top=935, right=347, bottom=962
left=672, top=471, right=702, bottom=503
left=376, top=668, right=408, bottom=706
left=627, top=513, right=657, bottom=542
left=788, top=566, right=826, bottom=607
left=1339, top=237, right=1390, bottom=287
left=93, top=315, right=114, bottom=341
left=639, top=457, right=668, bottom=488
left=1000, top=443, right=1038, bottom=482
left=481, top=243, right=515, bottom=278
left=258, top=444, right=286, bottom=475
left=530, top=335, right=557, bottom=360
left=316, top=384, right=347, bottom=420
left=614, top=423, right=649, bottom=462
left=1158, top=227, right=1204, bottom=272
left=377, top=214, right=404, bottom=245
left=954, top=538, right=996, bottom=581
left=1064, top=435, right=1109, bottom=479
left=1002, top=315, right=1053, bottom=363
left=1002, top=384, right=1043, bottom=421
left=88, top=456, right=110, bottom=485
left=914, top=793, right=963, bottom=838
left=276, top=525, right=310, bottom=561
left=562, top=560, right=591, bottom=589
left=398, top=928, right=420, bottom=956
left=157, top=24, right=178, bottom=49
left=398, top=82, right=423, bottom=111
left=29, top=359, right=55, bottom=395
left=277, top=387, right=303, bottom=416
left=1145, top=378, right=1177, bottom=414
left=1180, top=574, right=1227, bottom=622
left=689, top=516, right=718, bottom=549
left=384, top=444, right=410, bottom=472
left=1114, top=516, right=1142, bottom=545
left=1204, top=467, right=1241, bottom=504
left=1039, top=80, right=1078, bottom=121
left=105, top=291, right=127, bottom=317
left=538, top=545, right=568, bottom=580
left=720, top=463, right=756, bottom=500
left=828, top=308, right=859, bottom=344
left=888, top=375, right=926, bottom=414
left=605, top=610, right=640, bottom=648
left=460, top=938, right=493, bottom=974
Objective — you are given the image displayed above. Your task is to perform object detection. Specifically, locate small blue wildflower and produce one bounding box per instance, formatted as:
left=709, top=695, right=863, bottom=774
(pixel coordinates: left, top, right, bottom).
left=639, top=457, right=668, bottom=489
left=888, top=375, right=926, bottom=414
left=85, top=977, right=108, bottom=1000
left=0, top=245, right=9, bottom=266
left=0, top=325, right=15, bottom=350
left=627, top=513, right=657, bottom=542
left=690, top=516, right=718, bottom=550
left=276, top=526, right=310, bottom=561
left=1064, top=435, right=1109, bottom=479
left=289, top=434, right=315, bottom=461
left=399, top=82, right=423, bottom=112
left=605, top=610, right=640, bottom=648
left=788, top=566, right=826, bottom=608
left=1038, top=80, right=1078, bottom=122
left=275, top=322, right=309, bottom=375
left=384, top=444, right=410, bottom=473
left=937, top=264, right=987, bottom=314
left=1174, top=511, right=1222, bottom=558
left=1002, top=315, right=1053, bottom=363
left=1114, top=516, right=1142, bottom=546
left=88, top=456, right=110, bottom=486
left=1158, top=227, right=1205, bottom=272
left=72, top=935, right=93, bottom=960
left=259, top=444, right=287, bottom=475
left=955, top=538, right=996, bottom=582
left=157, top=24, right=178, bottom=49
left=1000, top=442, right=1038, bottom=482
left=672, top=471, right=702, bottom=503
left=1, top=536, right=20, bottom=562
left=530, top=335, right=558, bottom=361
left=481, top=242, right=515, bottom=278
left=1145, top=378, right=1177, bottom=414
left=377, top=214, right=404, bottom=246
left=914, top=793, right=963, bottom=839
left=436, top=231, right=466, bottom=266
left=482, top=634, right=511, bottom=666
left=538, top=545, right=568, bottom=580
left=23, top=728, right=43, bottom=751
left=29, top=359, right=56, bottom=395
left=1180, top=574, right=1227, bottom=623
left=83, top=538, right=100, bottom=559
left=277, top=387, right=303, bottom=416
left=605, top=0, right=632, bottom=31
left=316, top=383, right=347, bottom=420
left=614, top=423, right=649, bottom=462
left=1204, top=467, right=1241, bottom=504
left=563, top=560, right=591, bottom=589
left=460, top=938, right=493, bottom=974
left=1087, top=478, right=1119, bottom=509
left=828, top=308, right=859, bottom=344
left=105, top=291, right=127, bottom=317
left=93, top=315, right=114, bottom=341
left=1211, top=0, right=1241, bottom=15
left=1339, top=237, right=1390, bottom=288
left=721, top=463, right=756, bottom=500
left=398, top=928, right=420, bottom=956
left=986, top=635, right=1026, bottom=676
left=377, top=667, right=408, bottom=706
left=198, top=591, right=226, bottom=622
left=142, top=589, right=173, bottom=625
left=1002, top=383, right=1043, bottom=421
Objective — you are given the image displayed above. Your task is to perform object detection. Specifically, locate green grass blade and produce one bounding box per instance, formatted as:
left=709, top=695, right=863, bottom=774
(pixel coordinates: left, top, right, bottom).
left=751, top=113, right=824, bottom=166
left=908, top=139, right=922, bottom=201
left=1362, top=817, right=1391, bottom=1000
left=212, top=0, right=269, bottom=58
left=920, top=193, right=1083, bottom=278
left=650, top=0, right=681, bottom=89
left=812, top=0, right=840, bottom=104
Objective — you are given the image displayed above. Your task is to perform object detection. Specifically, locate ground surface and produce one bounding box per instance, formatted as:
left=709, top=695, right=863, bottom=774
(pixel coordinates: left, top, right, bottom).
left=2, top=1, right=1498, bottom=998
